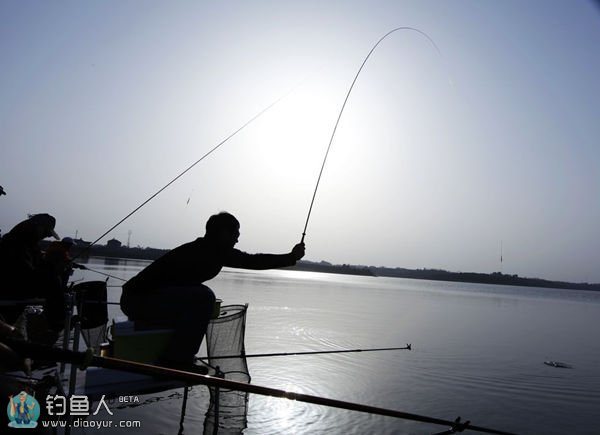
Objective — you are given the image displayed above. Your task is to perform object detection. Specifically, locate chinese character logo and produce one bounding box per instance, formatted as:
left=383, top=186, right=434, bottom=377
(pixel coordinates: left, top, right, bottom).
left=6, top=391, right=40, bottom=429
left=45, top=395, right=67, bottom=417
left=45, top=394, right=113, bottom=418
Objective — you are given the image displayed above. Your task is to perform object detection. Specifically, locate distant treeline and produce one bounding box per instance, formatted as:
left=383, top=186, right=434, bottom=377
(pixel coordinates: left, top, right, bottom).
left=289, top=261, right=600, bottom=291
left=364, top=266, right=600, bottom=292
left=286, top=260, right=375, bottom=277
left=80, top=244, right=168, bottom=261
left=54, top=242, right=599, bottom=292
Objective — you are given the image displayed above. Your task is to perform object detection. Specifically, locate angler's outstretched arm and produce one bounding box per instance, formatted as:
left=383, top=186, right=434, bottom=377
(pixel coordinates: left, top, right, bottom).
left=225, top=243, right=305, bottom=270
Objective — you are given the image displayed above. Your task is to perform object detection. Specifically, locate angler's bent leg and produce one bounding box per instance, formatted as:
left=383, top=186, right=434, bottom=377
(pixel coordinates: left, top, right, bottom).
left=120, top=285, right=215, bottom=364
left=163, top=285, right=215, bottom=364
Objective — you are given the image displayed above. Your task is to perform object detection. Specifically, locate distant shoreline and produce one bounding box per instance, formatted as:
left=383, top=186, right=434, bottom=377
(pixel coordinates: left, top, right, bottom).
left=63, top=242, right=600, bottom=292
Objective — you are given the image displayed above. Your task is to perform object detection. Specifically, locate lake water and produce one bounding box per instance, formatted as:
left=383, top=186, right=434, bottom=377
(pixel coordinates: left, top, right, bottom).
left=68, top=257, right=600, bottom=434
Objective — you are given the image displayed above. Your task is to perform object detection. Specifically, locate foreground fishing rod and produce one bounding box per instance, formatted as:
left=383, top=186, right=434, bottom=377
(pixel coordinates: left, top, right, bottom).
left=3, top=338, right=516, bottom=435
left=196, top=344, right=412, bottom=360
left=301, top=27, right=441, bottom=243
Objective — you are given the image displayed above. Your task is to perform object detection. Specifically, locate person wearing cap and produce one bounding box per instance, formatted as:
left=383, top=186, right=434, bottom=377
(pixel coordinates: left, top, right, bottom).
left=121, top=211, right=305, bottom=373
left=0, top=214, right=60, bottom=324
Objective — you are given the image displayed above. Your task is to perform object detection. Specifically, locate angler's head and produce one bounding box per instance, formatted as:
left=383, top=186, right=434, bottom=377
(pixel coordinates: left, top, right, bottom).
left=7, top=213, right=59, bottom=243
left=205, top=212, right=240, bottom=249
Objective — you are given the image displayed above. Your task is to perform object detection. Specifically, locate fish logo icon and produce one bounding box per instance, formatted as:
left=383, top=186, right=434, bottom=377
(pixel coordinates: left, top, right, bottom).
left=7, top=391, right=40, bottom=429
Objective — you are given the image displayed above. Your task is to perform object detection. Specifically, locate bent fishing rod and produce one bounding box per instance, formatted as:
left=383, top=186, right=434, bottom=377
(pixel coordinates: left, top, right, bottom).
left=3, top=338, right=516, bottom=435
left=196, top=344, right=412, bottom=360
left=300, top=27, right=441, bottom=243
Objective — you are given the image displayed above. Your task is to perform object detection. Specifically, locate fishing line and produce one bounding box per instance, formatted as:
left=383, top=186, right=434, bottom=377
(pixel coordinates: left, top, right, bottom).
left=74, top=80, right=303, bottom=259
left=301, top=27, right=442, bottom=243
left=78, top=265, right=128, bottom=282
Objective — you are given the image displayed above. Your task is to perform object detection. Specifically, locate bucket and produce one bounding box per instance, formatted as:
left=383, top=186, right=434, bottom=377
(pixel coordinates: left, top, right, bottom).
left=72, top=281, right=108, bottom=329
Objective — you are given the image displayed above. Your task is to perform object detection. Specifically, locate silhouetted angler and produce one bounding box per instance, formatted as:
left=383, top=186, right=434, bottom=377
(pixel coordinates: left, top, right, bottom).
left=120, top=212, right=305, bottom=374
left=0, top=213, right=60, bottom=324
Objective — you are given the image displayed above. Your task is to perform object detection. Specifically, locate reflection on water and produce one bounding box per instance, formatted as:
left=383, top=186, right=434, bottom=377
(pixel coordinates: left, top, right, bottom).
left=69, top=259, right=600, bottom=434
left=103, top=256, right=121, bottom=266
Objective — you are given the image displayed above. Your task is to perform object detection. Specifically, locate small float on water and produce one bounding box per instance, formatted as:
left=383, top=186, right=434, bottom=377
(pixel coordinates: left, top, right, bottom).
left=544, top=360, right=573, bottom=369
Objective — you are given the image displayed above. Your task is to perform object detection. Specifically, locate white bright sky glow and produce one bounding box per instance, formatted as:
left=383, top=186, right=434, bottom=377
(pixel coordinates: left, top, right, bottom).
left=1, top=1, right=599, bottom=283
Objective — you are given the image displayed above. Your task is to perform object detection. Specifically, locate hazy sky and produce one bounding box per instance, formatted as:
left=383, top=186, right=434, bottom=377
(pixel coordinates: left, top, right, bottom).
left=1, top=1, right=599, bottom=283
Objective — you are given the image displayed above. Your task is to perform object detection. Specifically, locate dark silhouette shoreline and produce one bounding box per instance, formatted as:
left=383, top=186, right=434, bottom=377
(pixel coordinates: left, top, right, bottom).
left=361, top=266, right=600, bottom=291
left=58, top=241, right=600, bottom=292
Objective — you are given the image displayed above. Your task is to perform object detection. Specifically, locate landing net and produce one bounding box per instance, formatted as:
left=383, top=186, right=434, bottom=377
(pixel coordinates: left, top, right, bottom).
left=203, top=304, right=250, bottom=434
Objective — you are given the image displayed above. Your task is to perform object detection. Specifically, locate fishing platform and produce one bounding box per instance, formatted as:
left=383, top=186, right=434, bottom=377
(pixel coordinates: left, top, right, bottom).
left=2, top=281, right=251, bottom=433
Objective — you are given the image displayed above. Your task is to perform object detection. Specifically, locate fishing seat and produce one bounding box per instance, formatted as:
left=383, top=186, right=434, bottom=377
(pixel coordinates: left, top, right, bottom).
left=111, top=298, right=224, bottom=363
left=111, top=319, right=174, bottom=364
left=84, top=321, right=187, bottom=400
